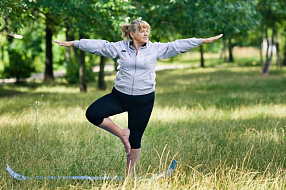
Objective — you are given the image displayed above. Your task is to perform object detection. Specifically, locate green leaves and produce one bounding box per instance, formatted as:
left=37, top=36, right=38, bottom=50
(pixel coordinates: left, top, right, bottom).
left=0, top=0, right=28, bottom=16
left=132, top=0, right=260, bottom=41
left=257, top=0, right=286, bottom=25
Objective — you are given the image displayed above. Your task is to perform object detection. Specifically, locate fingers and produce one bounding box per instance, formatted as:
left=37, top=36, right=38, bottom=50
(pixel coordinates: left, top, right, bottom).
left=202, top=34, right=223, bottom=44
left=54, top=40, right=63, bottom=46
left=216, top=34, right=223, bottom=39
left=210, top=34, right=223, bottom=42
left=214, top=34, right=223, bottom=40
left=53, top=40, right=70, bottom=47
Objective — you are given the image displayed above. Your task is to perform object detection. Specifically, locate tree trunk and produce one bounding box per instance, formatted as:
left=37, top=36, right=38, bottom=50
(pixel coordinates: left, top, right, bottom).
left=228, top=37, right=234, bottom=62
left=79, top=33, right=87, bottom=93
left=262, top=26, right=270, bottom=74
left=200, top=45, right=204, bottom=67
left=263, top=59, right=271, bottom=74
left=65, top=30, right=73, bottom=66
left=283, top=35, right=286, bottom=66
left=1, top=45, right=4, bottom=61
left=73, top=33, right=80, bottom=64
left=220, top=39, right=227, bottom=62
left=44, top=17, right=54, bottom=83
left=65, top=30, right=72, bottom=80
left=262, top=25, right=275, bottom=74
left=275, top=41, right=280, bottom=68
left=98, top=56, right=107, bottom=90
left=260, top=25, right=264, bottom=66
left=73, top=46, right=80, bottom=64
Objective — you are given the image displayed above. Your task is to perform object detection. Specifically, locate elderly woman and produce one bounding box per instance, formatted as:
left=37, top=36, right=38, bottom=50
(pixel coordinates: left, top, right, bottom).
left=54, top=19, right=222, bottom=174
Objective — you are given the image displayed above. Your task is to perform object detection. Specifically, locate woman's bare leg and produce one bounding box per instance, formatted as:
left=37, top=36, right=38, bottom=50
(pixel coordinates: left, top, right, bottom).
left=98, top=118, right=141, bottom=174
left=98, top=118, right=131, bottom=155
left=126, top=148, right=141, bottom=175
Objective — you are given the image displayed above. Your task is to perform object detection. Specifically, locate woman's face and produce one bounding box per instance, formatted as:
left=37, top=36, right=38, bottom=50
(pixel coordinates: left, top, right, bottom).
left=131, top=28, right=149, bottom=44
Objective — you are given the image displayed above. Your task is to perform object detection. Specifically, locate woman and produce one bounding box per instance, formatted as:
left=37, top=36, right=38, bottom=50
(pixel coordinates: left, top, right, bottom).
left=54, top=19, right=222, bottom=174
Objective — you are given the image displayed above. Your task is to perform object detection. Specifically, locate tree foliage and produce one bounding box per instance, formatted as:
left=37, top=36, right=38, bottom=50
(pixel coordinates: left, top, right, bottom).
left=0, top=0, right=29, bottom=31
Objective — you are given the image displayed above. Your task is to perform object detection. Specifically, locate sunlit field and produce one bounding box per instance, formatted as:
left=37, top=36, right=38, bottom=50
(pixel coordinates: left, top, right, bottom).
left=0, top=63, right=286, bottom=189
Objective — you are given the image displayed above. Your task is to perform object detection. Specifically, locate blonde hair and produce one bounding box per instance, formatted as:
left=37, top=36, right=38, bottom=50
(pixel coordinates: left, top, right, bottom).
left=122, top=19, right=151, bottom=40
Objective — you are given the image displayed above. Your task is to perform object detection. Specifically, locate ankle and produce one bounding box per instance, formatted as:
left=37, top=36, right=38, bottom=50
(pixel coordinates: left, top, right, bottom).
left=120, top=129, right=129, bottom=138
left=126, top=166, right=135, bottom=176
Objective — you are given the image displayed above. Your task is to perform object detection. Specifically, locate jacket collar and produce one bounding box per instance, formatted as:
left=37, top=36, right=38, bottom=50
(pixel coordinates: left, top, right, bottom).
left=128, top=41, right=149, bottom=51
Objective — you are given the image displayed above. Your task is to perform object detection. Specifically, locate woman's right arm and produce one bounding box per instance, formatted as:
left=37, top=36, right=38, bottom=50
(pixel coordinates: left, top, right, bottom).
left=54, top=39, right=119, bottom=58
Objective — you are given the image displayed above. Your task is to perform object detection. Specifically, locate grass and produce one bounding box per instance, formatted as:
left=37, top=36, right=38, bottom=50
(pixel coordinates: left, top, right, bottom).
left=0, top=64, right=286, bottom=189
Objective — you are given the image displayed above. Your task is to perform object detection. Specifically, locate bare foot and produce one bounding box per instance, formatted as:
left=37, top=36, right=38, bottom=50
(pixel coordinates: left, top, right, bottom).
left=120, top=129, right=131, bottom=155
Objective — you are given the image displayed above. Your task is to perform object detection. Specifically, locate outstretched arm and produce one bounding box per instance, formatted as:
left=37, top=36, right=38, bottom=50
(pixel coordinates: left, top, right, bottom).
left=54, top=39, right=119, bottom=58
left=202, top=34, right=223, bottom=44
left=156, top=34, right=223, bottom=60
left=54, top=40, right=74, bottom=47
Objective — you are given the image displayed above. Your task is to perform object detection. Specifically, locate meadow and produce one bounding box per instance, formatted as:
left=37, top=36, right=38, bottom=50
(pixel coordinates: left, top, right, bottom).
left=0, top=54, right=286, bottom=189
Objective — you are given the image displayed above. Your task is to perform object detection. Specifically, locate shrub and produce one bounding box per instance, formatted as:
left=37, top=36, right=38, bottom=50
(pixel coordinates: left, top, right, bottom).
left=4, top=50, right=35, bottom=83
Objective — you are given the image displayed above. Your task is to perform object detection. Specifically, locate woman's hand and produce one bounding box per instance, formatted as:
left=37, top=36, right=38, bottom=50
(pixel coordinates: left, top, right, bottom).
left=202, top=34, right=223, bottom=44
left=54, top=40, right=74, bottom=47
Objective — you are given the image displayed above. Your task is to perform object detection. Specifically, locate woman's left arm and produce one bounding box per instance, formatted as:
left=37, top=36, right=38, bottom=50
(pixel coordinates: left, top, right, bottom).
left=156, top=34, right=223, bottom=60
left=54, top=40, right=74, bottom=47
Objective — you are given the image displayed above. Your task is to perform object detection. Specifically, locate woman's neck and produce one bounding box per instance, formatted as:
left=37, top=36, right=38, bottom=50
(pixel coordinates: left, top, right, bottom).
left=132, top=40, right=145, bottom=53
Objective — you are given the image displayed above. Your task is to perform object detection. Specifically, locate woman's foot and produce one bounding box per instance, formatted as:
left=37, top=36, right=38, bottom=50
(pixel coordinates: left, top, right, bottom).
left=120, top=129, right=131, bottom=155
left=126, top=148, right=141, bottom=175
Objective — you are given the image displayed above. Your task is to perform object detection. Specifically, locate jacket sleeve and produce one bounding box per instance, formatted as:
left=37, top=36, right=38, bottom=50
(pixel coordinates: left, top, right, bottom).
left=74, top=39, right=118, bottom=58
left=155, top=38, right=202, bottom=60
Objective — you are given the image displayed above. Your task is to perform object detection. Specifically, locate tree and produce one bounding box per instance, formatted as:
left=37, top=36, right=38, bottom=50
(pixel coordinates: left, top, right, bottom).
left=283, top=28, right=286, bottom=66
left=65, top=0, right=96, bottom=92
left=214, top=0, right=259, bottom=63
left=23, top=0, right=69, bottom=83
left=183, top=0, right=218, bottom=67
left=257, top=0, right=286, bottom=74
left=0, top=0, right=43, bottom=81
left=0, top=0, right=29, bottom=67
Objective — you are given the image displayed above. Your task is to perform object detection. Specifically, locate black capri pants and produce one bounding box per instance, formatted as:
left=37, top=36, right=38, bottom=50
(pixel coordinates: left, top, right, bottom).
left=86, top=87, right=155, bottom=149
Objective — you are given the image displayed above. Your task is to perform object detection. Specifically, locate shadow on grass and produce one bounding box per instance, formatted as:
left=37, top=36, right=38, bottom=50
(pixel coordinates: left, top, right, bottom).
left=154, top=68, right=286, bottom=109
left=0, top=88, right=25, bottom=98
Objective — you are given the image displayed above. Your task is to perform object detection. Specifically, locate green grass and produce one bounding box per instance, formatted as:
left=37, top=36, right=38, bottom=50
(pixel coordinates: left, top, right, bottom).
left=0, top=66, right=286, bottom=189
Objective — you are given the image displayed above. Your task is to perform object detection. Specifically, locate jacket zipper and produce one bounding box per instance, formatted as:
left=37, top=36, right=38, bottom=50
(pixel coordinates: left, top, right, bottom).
left=131, top=53, right=137, bottom=95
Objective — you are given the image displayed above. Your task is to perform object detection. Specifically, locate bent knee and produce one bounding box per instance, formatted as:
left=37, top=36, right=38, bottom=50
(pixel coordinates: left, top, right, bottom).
left=85, top=107, right=103, bottom=126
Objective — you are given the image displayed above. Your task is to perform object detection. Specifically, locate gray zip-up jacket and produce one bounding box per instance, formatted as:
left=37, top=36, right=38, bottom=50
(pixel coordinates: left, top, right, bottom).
left=74, top=38, right=202, bottom=95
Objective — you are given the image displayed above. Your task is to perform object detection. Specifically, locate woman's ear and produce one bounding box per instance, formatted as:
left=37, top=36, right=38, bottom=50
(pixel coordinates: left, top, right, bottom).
left=130, top=32, right=134, bottom=39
